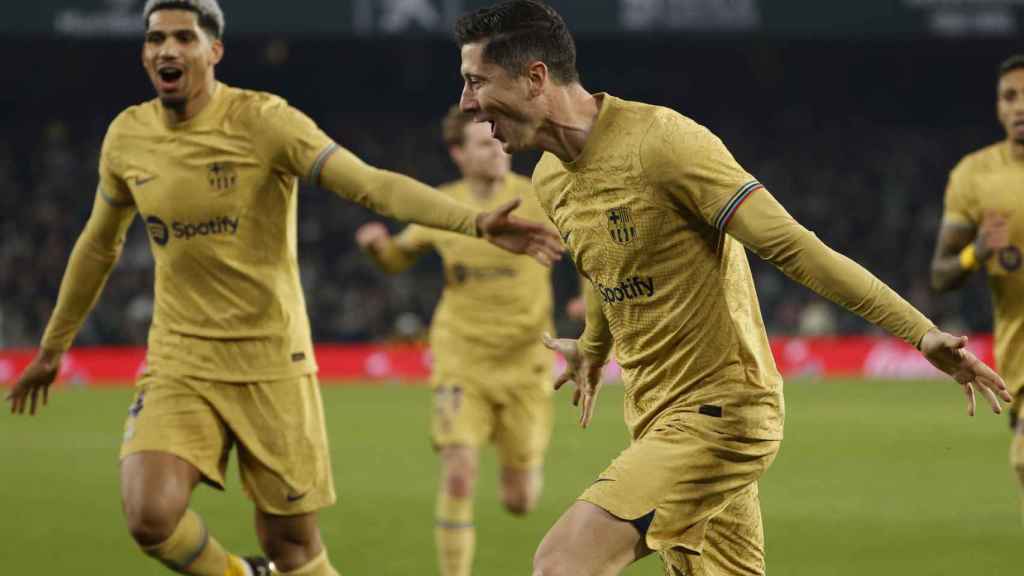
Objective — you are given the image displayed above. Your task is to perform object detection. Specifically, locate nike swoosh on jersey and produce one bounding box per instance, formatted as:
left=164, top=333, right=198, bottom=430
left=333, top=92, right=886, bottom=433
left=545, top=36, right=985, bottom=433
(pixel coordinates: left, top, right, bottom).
left=132, top=175, right=158, bottom=186
left=286, top=492, right=307, bottom=502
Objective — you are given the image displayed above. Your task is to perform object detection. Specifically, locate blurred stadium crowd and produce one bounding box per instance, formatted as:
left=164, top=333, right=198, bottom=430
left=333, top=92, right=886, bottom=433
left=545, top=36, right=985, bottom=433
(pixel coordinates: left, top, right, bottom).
left=0, top=37, right=1002, bottom=348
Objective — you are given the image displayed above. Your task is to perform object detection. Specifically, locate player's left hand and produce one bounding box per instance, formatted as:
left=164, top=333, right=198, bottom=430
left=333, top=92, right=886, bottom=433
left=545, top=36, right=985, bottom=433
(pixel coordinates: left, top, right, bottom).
left=919, top=328, right=1011, bottom=416
left=543, top=333, right=604, bottom=428
left=476, top=199, right=563, bottom=266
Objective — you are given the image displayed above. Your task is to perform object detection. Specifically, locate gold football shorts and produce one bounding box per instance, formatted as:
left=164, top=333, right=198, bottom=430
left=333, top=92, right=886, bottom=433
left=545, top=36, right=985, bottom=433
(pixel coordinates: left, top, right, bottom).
left=431, top=345, right=554, bottom=469
left=120, top=371, right=335, bottom=516
left=579, top=414, right=779, bottom=576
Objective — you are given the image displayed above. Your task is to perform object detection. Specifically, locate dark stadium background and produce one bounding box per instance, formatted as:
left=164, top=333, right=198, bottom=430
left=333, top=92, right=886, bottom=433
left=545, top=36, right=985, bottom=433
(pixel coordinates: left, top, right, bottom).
left=1, top=2, right=1019, bottom=575
left=0, top=0, right=1013, bottom=348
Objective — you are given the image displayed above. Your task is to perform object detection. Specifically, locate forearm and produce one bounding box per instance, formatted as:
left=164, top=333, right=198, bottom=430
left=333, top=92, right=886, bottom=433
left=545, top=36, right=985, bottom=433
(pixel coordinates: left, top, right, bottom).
left=319, top=147, right=479, bottom=236
left=578, top=281, right=613, bottom=362
left=364, top=239, right=418, bottom=274
left=930, top=254, right=972, bottom=293
left=729, top=193, right=934, bottom=347
left=40, top=197, right=134, bottom=351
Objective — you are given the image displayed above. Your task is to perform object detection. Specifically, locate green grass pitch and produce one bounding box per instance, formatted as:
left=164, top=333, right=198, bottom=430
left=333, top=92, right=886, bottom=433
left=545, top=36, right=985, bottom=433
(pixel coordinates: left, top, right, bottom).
left=1, top=378, right=1017, bottom=574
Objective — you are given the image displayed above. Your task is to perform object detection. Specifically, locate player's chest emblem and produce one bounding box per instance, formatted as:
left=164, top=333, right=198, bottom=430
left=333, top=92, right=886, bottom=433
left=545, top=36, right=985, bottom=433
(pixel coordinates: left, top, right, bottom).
left=207, top=162, right=238, bottom=191
left=607, top=206, right=637, bottom=245
left=999, top=245, right=1022, bottom=272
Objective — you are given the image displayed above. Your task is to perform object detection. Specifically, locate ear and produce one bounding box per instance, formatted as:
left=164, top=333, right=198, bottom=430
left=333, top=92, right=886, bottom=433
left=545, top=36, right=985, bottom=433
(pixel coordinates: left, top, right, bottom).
left=526, top=60, right=549, bottom=98
left=449, top=145, right=466, bottom=170
left=210, top=39, right=225, bottom=66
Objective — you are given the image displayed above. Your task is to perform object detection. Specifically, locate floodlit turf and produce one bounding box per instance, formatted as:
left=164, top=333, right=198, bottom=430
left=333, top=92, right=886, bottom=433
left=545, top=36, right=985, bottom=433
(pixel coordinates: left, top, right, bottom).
left=1, top=379, right=1017, bottom=575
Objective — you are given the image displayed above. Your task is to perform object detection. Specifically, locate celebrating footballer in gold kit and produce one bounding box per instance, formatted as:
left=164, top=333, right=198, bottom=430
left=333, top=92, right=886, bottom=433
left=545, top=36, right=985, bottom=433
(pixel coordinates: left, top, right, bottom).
left=357, top=107, right=554, bottom=576
left=5, top=1, right=561, bottom=576
left=456, top=2, right=1010, bottom=575
left=931, top=54, right=1024, bottom=525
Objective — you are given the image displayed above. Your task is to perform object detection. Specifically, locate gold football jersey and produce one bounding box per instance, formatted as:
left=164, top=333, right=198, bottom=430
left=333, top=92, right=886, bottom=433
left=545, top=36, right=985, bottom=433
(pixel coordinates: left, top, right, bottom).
left=88, top=83, right=334, bottom=381
left=533, top=94, right=783, bottom=440
left=944, top=141, right=1024, bottom=394
left=390, top=175, right=555, bottom=375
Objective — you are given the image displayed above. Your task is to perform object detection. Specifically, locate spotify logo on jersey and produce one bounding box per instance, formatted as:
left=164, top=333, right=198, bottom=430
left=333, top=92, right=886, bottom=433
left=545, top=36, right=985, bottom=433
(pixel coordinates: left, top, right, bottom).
left=146, top=216, right=170, bottom=246
left=143, top=215, right=240, bottom=247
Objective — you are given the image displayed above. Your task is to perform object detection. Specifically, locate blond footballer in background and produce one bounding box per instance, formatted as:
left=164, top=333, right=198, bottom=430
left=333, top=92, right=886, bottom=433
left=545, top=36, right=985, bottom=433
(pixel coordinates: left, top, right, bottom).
left=356, top=106, right=556, bottom=576
left=5, top=1, right=561, bottom=575
left=455, top=2, right=1010, bottom=575
left=931, top=54, right=1024, bottom=525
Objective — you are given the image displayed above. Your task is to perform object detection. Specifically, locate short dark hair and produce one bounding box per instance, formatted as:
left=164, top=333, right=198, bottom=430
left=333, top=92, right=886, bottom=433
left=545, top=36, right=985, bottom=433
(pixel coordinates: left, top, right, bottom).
left=144, top=0, right=225, bottom=39
left=998, top=54, right=1024, bottom=80
left=442, top=105, right=476, bottom=147
left=455, top=0, right=579, bottom=85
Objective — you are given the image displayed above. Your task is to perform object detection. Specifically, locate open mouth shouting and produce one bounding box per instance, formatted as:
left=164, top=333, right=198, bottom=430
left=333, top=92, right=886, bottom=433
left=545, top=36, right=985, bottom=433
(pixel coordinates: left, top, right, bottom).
left=156, top=64, right=185, bottom=93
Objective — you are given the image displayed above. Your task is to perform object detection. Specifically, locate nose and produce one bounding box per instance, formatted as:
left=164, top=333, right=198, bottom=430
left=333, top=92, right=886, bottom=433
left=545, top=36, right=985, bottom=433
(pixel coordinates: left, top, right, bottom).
left=157, top=39, right=180, bottom=60
left=460, top=84, right=478, bottom=113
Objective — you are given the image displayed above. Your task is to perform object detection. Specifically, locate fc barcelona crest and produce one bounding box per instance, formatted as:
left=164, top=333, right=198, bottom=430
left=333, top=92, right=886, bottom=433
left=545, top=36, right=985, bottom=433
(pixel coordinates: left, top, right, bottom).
left=207, top=162, right=238, bottom=191
left=607, top=206, right=637, bottom=245
left=1000, top=245, right=1022, bottom=272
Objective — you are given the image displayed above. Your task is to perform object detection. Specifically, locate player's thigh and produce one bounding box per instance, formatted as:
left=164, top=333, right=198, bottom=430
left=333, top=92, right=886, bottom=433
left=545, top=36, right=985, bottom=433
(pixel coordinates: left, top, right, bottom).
left=120, top=372, right=232, bottom=490
left=432, top=377, right=494, bottom=452
left=120, top=451, right=204, bottom=543
left=215, top=374, right=335, bottom=516
left=660, top=482, right=765, bottom=576
left=579, top=416, right=777, bottom=555
left=493, top=375, right=553, bottom=471
left=534, top=500, right=651, bottom=576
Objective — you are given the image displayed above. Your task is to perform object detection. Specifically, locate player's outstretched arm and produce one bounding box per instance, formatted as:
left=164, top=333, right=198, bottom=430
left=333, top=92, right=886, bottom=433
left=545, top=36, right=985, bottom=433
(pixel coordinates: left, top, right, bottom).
left=726, top=189, right=1011, bottom=415
left=318, top=149, right=562, bottom=266
left=7, top=193, right=135, bottom=415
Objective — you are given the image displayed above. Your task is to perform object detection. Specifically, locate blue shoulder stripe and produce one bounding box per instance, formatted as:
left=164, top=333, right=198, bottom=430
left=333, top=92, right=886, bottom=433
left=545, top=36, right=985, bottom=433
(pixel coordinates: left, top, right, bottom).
left=713, top=180, right=763, bottom=232
left=308, top=142, right=341, bottom=187
left=97, top=185, right=134, bottom=208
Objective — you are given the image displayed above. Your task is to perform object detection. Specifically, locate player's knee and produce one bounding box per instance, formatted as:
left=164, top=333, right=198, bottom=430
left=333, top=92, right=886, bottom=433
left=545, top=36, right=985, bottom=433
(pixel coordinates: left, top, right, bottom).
left=444, top=469, right=476, bottom=499
left=125, top=499, right=183, bottom=547
left=502, top=486, right=537, bottom=516
left=532, top=549, right=574, bottom=576
left=441, top=452, right=477, bottom=499
left=502, top=469, right=540, bottom=515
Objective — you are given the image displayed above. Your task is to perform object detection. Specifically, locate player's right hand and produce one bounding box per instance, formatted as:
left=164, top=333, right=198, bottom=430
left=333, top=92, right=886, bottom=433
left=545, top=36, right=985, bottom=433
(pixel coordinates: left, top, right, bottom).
left=544, top=333, right=604, bottom=429
left=975, top=210, right=1012, bottom=260
left=355, top=222, right=391, bottom=252
left=919, top=328, right=1011, bottom=417
left=6, top=349, right=62, bottom=416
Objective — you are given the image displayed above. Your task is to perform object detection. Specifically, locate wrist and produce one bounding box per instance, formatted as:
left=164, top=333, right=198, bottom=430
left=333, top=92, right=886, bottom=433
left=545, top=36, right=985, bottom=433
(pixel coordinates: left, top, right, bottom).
left=959, top=243, right=981, bottom=271
left=37, top=348, right=63, bottom=367
left=474, top=213, right=485, bottom=238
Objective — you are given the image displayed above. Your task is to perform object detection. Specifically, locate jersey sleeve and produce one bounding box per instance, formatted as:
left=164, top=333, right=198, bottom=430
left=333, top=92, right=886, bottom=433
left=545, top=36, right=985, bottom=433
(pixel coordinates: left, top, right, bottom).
left=640, top=111, right=761, bottom=232
left=942, top=160, right=977, bottom=226
left=252, top=98, right=336, bottom=182
left=96, top=119, right=135, bottom=208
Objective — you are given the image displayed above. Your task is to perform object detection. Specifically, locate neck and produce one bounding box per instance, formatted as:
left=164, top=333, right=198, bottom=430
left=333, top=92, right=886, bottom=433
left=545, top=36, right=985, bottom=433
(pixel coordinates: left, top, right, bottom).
left=466, top=174, right=503, bottom=201
left=535, top=83, right=599, bottom=163
left=163, top=78, right=217, bottom=124
left=1010, top=138, right=1024, bottom=161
